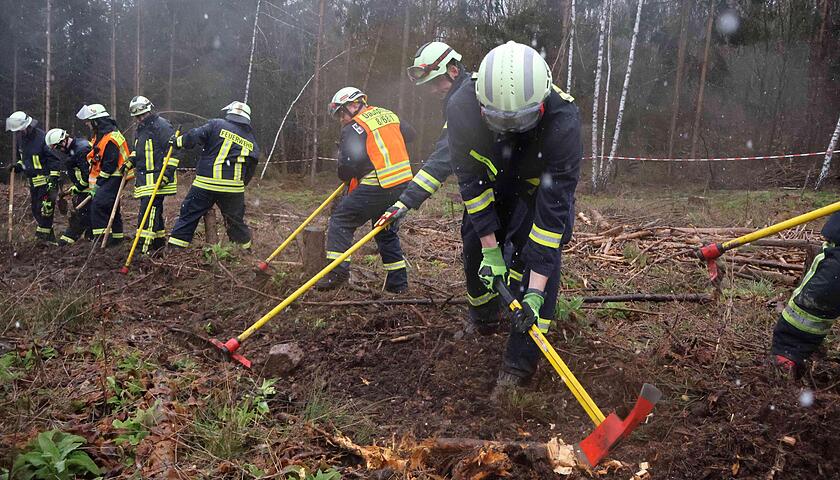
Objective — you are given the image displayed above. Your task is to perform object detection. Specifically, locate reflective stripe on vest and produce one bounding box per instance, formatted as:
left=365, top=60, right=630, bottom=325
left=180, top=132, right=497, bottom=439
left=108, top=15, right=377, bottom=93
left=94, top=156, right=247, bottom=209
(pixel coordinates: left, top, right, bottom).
left=87, top=131, right=129, bottom=180
left=353, top=106, right=412, bottom=189
left=781, top=243, right=835, bottom=335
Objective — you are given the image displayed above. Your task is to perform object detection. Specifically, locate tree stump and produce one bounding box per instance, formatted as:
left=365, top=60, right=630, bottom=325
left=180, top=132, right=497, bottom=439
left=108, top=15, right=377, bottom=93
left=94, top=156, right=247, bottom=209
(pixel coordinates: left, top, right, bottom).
left=204, top=208, right=218, bottom=244
left=301, top=226, right=326, bottom=276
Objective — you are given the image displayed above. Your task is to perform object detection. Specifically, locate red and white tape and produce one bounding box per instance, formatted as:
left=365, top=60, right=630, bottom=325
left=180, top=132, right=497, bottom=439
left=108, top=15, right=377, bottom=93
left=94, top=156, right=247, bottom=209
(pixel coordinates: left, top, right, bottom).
left=586, top=149, right=839, bottom=163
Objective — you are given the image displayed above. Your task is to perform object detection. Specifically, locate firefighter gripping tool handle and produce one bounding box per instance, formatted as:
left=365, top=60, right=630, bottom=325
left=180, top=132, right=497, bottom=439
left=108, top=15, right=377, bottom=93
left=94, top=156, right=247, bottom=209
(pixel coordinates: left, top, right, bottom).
left=493, top=278, right=606, bottom=425
left=258, top=182, right=346, bottom=271
left=212, top=224, right=388, bottom=367
left=696, top=200, right=840, bottom=281
left=120, top=127, right=181, bottom=274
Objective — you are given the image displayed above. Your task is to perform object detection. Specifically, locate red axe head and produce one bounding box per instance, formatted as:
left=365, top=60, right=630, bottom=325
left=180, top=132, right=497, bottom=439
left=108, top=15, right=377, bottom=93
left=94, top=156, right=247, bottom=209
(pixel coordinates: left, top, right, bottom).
left=697, top=243, right=723, bottom=283
left=577, top=383, right=662, bottom=466
left=209, top=337, right=252, bottom=368
left=256, top=261, right=270, bottom=272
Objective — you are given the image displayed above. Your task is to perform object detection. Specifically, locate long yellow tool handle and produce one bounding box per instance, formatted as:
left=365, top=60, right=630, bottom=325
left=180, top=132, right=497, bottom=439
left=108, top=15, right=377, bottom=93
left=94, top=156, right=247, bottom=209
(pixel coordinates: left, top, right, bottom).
left=7, top=168, right=14, bottom=242
left=722, top=200, right=840, bottom=251
left=100, top=174, right=130, bottom=249
left=238, top=224, right=386, bottom=342
left=262, top=182, right=345, bottom=265
left=123, top=131, right=180, bottom=271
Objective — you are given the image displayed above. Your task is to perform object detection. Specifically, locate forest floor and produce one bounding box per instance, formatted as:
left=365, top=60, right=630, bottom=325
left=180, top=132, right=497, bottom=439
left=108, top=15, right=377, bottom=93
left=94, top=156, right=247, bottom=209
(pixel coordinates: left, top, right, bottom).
left=0, top=175, right=838, bottom=479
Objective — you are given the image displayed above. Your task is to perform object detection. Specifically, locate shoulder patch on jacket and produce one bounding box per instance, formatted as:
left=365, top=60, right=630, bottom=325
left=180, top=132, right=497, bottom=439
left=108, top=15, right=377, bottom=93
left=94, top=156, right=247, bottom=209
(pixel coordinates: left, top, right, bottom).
left=352, top=123, right=365, bottom=135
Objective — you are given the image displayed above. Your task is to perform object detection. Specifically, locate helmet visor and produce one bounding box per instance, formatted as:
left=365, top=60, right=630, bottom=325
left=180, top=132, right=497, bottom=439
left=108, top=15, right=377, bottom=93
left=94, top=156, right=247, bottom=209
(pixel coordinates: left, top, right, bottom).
left=406, top=47, right=453, bottom=84
left=480, top=103, right=544, bottom=133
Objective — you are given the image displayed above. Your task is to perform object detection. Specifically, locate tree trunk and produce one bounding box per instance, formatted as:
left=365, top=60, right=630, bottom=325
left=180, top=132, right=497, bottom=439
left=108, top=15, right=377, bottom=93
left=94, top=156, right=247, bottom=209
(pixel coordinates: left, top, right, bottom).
left=45, top=0, right=52, bottom=130
left=599, top=0, right=613, bottom=172
left=167, top=2, right=175, bottom=111
left=363, top=20, right=386, bottom=91
left=310, top=0, right=326, bottom=185
left=667, top=0, right=689, bottom=164
left=111, top=0, right=118, bottom=116
left=397, top=0, right=411, bottom=113
left=301, top=226, right=326, bottom=276
left=815, top=113, right=840, bottom=189
left=11, top=42, right=17, bottom=167
left=566, top=0, right=576, bottom=92
left=280, top=128, right=288, bottom=176
left=244, top=0, right=262, bottom=103
left=204, top=208, right=219, bottom=244
left=604, top=0, right=644, bottom=184
left=690, top=0, right=715, bottom=159
left=135, top=0, right=141, bottom=95
left=590, top=0, right=608, bottom=191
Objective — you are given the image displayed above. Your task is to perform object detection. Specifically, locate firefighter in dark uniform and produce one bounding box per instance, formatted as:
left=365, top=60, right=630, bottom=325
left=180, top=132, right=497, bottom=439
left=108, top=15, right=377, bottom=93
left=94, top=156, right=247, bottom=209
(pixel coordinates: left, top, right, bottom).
left=167, top=101, right=258, bottom=249
left=45, top=128, right=93, bottom=245
left=772, top=212, right=840, bottom=374
left=5, top=111, right=62, bottom=243
left=315, top=87, right=415, bottom=293
left=77, top=104, right=129, bottom=246
left=447, top=41, right=582, bottom=392
left=123, top=96, right=178, bottom=253
left=377, top=41, right=510, bottom=332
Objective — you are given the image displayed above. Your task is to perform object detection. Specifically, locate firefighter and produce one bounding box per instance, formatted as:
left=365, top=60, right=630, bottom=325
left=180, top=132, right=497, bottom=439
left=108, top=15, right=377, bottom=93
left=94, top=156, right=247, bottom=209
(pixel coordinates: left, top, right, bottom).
left=76, top=104, right=130, bottom=246
left=44, top=128, right=93, bottom=245
left=314, top=87, right=415, bottom=293
left=5, top=111, right=62, bottom=243
left=446, top=41, right=582, bottom=392
left=376, top=41, right=507, bottom=333
left=123, top=96, right=178, bottom=254
left=772, top=212, right=840, bottom=375
left=167, top=101, right=258, bottom=249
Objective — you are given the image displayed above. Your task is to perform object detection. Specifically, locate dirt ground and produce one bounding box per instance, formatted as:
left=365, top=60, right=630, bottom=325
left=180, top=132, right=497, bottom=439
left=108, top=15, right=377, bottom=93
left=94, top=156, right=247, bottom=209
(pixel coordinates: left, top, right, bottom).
left=1, top=175, right=838, bottom=479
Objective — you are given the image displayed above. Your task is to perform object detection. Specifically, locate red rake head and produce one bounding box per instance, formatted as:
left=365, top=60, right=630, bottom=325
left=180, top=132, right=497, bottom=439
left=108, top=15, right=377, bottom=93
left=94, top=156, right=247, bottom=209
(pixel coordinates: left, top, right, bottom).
left=118, top=266, right=129, bottom=275
left=209, top=337, right=252, bottom=369
left=577, top=383, right=662, bottom=466
left=256, top=261, right=269, bottom=272
left=697, top=243, right=723, bottom=283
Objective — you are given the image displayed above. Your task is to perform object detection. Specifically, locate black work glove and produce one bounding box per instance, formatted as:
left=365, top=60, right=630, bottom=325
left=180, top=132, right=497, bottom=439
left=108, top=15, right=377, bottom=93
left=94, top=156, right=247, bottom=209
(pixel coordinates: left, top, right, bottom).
left=168, top=134, right=181, bottom=149
left=8, top=163, right=22, bottom=173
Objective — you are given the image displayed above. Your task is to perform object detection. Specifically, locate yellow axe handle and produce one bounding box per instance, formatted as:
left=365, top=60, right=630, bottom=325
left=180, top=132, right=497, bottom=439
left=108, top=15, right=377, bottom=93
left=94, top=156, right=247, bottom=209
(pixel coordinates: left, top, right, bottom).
left=722, top=200, right=840, bottom=251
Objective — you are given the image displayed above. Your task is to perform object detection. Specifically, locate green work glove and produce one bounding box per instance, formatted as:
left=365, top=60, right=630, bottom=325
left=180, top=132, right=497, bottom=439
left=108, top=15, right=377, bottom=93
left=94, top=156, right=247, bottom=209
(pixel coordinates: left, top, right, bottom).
left=41, top=199, right=54, bottom=217
left=522, top=289, right=549, bottom=333
left=478, top=245, right=507, bottom=291
left=89, top=184, right=98, bottom=198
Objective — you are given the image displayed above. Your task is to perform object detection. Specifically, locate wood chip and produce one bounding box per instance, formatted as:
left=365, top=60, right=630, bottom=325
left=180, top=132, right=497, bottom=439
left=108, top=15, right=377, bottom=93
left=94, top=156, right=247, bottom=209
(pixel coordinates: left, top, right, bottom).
left=780, top=435, right=796, bottom=446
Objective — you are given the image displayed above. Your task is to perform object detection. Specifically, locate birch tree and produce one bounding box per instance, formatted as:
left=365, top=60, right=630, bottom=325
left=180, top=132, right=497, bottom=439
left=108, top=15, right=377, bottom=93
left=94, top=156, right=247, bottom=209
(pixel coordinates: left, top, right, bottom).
left=244, top=0, right=261, bottom=103
left=135, top=0, right=141, bottom=95
left=566, top=0, right=575, bottom=92
left=815, top=113, right=840, bottom=189
left=45, top=0, right=52, bottom=130
left=591, top=0, right=608, bottom=191
left=603, top=0, right=644, bottom=186
left=599, top=0, right=613, bottom=178
left=667, top=0, right=689, bottom=161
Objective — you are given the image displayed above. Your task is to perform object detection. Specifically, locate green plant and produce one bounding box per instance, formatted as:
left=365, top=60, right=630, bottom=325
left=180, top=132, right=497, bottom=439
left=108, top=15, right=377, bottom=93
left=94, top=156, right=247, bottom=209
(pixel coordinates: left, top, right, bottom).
left=0, top=352, right=20, bottom=384
left=271, top=270, right=288, bottom=287
left=117, top=351, right=155, bottom=374
left=596, top=302, right=629, bottom=320
left=724, top=279, right=776, bottom=299
left=555, top=296, right=584, bottom=322
left=112, top=401, right=160, bottom=447
left=11, top=430, right=101, bottom=479
left=282, top=466, right=342, bottom=480
left=106, top=375, right=146, bottom=410
left=203, top=242, right=235, bottom=262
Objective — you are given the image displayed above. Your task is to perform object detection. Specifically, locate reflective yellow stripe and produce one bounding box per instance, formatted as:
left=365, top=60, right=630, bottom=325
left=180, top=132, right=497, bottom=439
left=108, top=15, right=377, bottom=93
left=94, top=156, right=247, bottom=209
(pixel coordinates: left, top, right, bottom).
left=194, top=175, right=245, bottom=193
left=467, top=291, right=498, bottom=307
left=36, top=226, right=53, bottom=234
left=31, top=176, right=48, bottom=187
left=360, top=171, right=380, bottom=186
left=59, top=235, right=75, bottom=244
left=469, top=150, right=497, bottom=176
left=372, top=130, right=392, bottom=166
left=509, top=269, right=523, bottom=282
left=240, top=240, right=252, bottom=250
left=234, top=148, right=249, bottom=182
left=168, top=237, right=190, bottom=247
left=525, top=177, right=540, bottom=186
left=219, top=129, right=254, bottom=151
left=92, top=228, right=107, bottom=235
left=145, top=139, right=154, bottom=172
left=782, top=245, right=833, bottom=335
left=529, top=224, right=563, bottom=249
left=326, top=250, right=351, bottom=263
left=383, top=259, right=406, bottom=271
left=464, top=188, right=494, bottom=214
left=552, top=84, right=575, bottom=102
left=213, top=138, right=233, bottom=179
left=411, top=169, right=441, bottom=194
left=537, top=317, right=552, bottom=333
left=32, top=155, right=42, bottom=170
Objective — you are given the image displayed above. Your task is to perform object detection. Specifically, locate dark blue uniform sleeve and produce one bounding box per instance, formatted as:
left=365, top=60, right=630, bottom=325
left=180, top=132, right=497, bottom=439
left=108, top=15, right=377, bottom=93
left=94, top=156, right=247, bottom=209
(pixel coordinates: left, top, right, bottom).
left=398, top=126, right=453, bottom=210
left=447, top=93, right=500, bottom=238
left=521, top=105, right=582, bottom=277
left=822, top=212, right=840, bottom=244
left=178, top=121, right=215, bottom=149
left=337, top=122, right=373, bottom=182
left=43, top=144, right=62, bottom=179
left=156, top=120, right=179, bottom=182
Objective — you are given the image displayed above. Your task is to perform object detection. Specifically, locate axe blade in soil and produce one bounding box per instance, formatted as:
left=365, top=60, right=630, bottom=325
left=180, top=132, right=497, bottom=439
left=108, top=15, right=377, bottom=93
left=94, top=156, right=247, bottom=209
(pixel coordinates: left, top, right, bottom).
left=209, top=337, right=252, bottom=368
left=697, top=243, right=723, bottom=283
left=577, top=383, right=662, bottom=466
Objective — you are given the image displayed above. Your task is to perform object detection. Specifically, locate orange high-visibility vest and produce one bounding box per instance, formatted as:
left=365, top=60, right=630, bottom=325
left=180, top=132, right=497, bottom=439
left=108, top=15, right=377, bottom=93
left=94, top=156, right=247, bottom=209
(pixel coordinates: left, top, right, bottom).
left=353, top=106, right=413, bottom=189
left=87, top=130, right=129, bottom=182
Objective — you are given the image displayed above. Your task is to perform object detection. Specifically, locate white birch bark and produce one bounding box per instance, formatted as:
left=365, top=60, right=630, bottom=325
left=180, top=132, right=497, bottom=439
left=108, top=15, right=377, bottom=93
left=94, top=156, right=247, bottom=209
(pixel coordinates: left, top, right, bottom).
left=591, top=0, right=608, bottom=191
left=244, top=0, right=261, bottom=103
left=815, top=113, right=840, bottom=189
left=604, top=0, right=644, bottom=185
left=566, top=0, right=575, bottom=92
left=599, top=0, right=613, bottom=180
left=45, top=0, right=51, bottom=129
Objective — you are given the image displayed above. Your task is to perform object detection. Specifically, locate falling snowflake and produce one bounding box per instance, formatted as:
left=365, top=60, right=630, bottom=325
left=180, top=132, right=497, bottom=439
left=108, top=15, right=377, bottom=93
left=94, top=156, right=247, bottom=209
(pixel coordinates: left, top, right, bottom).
left=799, top=389, right=814, bottom=408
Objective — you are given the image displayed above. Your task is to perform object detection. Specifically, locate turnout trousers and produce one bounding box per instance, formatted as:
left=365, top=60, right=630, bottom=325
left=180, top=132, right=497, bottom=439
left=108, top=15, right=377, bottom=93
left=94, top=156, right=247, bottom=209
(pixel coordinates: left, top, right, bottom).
left=137, top=195, right=168, bottom=253
left=30, top=184, right=57, bottom=241
left=462, top=199, right=562, bottom=381
left=168, top=186, right=251, bottom=248
left=59, top=193, right=92, bottom=244
left=772, top=242, right=840, bottom=364
left=326, top=184, right=408, bottom=291
left=90, top=177, right=124, bottom=243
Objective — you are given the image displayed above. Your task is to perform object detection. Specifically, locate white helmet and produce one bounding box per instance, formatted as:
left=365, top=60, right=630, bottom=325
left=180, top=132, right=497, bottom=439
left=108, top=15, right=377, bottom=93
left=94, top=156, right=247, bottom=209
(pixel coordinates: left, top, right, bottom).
left=5, top=111, right=33, bottom=132
left=222, top=101, right=251, bottom=124
left=476, top=41, right=552, bottom=133
left=76, top=104, right=110, bottom=120
left=328, top=87, right=367, bottom=116
left=407, top=41, right=462, bottom=85
left=45, top=128, right=70, bottom=147
left=129, top=96, right=154, bottom=116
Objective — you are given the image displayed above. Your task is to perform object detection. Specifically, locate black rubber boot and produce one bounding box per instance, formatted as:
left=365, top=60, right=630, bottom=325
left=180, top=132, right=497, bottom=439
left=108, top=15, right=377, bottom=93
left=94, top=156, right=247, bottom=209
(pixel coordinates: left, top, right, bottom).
left=384, top=268, right=408, bottom=294
left=314, top=269, right=350, bottom=291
